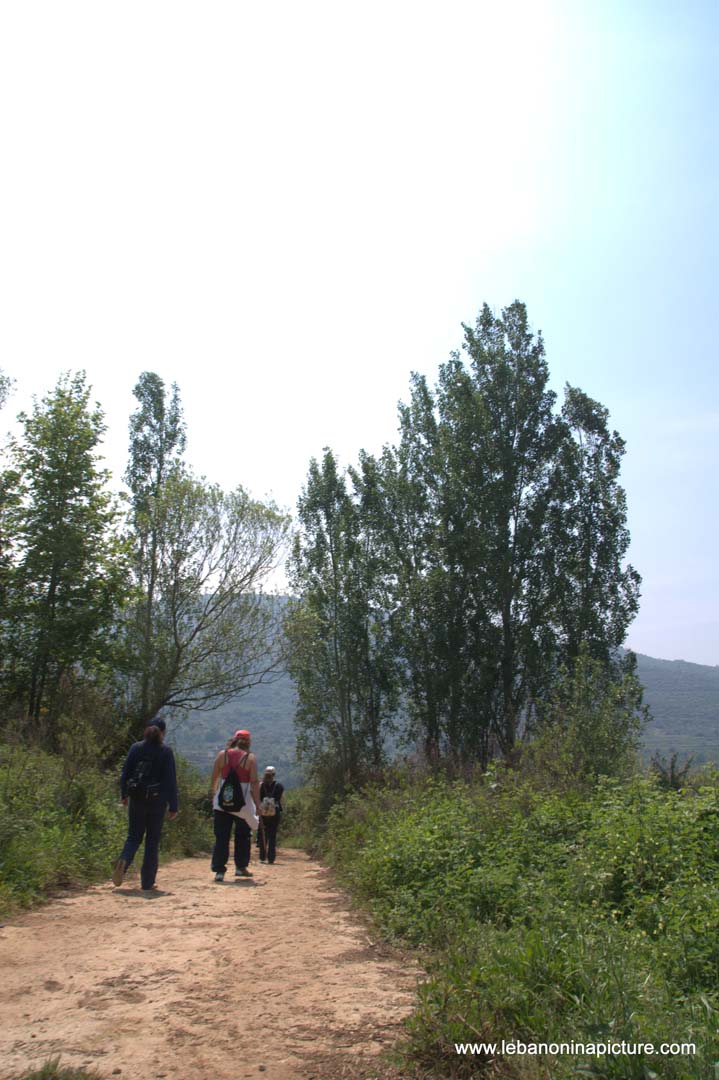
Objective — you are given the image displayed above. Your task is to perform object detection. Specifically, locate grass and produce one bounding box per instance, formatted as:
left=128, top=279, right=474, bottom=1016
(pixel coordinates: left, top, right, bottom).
left=5, top=1060, right=102, bottom=1080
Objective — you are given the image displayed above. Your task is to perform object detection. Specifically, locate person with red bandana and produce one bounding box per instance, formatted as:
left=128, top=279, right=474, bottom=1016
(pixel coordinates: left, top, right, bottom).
left=209, top=729, right=260, bottom=882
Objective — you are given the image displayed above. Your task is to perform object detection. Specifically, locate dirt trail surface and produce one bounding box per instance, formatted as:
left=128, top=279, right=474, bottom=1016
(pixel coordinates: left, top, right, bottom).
left=0, top=850, right=420, bottom=1080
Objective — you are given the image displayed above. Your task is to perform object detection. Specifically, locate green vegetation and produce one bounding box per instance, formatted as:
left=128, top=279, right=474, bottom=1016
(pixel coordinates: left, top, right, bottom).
left=0, top=740, right=209, bottom=916
left=0, top=368, right=288, bottom=759
left=120, top=372, right=290, bottom=733
left=169, top=650, right=719, bottom=787
left=1, top=306, right=714, bottom=1079
left=6, top=1059, right=102, bottom=1080
left=321, top=767, right=719, bottom=1077
left=287, top=302, right=642, bottom=788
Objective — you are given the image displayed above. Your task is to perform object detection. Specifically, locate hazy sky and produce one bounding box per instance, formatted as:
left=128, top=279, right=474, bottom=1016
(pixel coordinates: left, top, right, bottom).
left=1, top=1, right=716, bottom=664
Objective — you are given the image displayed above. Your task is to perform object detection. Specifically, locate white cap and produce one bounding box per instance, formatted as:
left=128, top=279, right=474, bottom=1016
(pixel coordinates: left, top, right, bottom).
left=264, top=765, right=276, bottom=774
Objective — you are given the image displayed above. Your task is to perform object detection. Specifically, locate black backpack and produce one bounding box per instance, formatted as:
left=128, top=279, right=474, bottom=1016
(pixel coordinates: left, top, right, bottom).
left=127, top=756, right=161, bottom=800
left=217, top=751, right=246, bottom=813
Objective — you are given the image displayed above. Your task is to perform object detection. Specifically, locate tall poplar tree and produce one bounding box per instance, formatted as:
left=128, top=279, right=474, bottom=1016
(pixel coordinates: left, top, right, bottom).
left=287, top=449, right=399, bottom=783
left=366, top=302, right=641, bottom=762
left=548, top=385, right=641, bottom=665
left=124, top=372, right=186, bottom=722
left=288, top=301, right=642, bottom=770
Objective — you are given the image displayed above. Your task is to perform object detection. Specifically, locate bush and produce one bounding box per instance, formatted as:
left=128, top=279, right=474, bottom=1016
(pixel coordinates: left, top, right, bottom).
left=0, top=741, right=210, bottom=915
left=322, top=768, right=719, bottom=1077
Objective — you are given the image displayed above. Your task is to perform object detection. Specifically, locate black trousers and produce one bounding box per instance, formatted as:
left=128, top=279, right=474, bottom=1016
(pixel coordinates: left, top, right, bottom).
left=212, top=810, right=251, bottom=872
left=119, top=797, right=167, bottom=889
left=258, top=814, right=279, bottom=863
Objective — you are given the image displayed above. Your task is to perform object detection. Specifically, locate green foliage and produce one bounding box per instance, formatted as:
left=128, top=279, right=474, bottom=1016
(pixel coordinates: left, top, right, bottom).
left=289, top=302, right=641, bottom=770
left=0, top=740, right=210, bottom=915
left=287, top=448, right=399, bottom=785
left=322, top=769, right=719, bottom=1077
left=120, top=373, right=291, bottom=733
left=1, top=372, right=130, bottom=731
left=122, top=371, right=186, bottom=726
left=7, top=1060, right=102, bottom=1080
left=527, top=648, right=647, bottom=784
left=278, top=783, right=334, bottom=853
left=650, top=751, right=696, bottom=791
left=0, top=742, right=126, bottom=910
left=0, top=367, right=13, bottom=411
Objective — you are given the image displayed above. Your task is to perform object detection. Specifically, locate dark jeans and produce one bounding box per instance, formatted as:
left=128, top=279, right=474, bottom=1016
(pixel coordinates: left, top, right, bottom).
left=212, top=810, right=251, bottom=873
left=258, top=815, right=279, bottom=863
left=119, top=797, right=167, bottom=889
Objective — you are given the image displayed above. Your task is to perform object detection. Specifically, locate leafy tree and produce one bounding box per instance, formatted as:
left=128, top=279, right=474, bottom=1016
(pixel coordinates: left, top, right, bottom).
left=371, top=303, right=562, bottom=761
left=0, top=368, right=12, bottom=411
left=286, top=449, right=399, bottom=785
left=124, top=372, right=186, bottom=721
left=527, top=646, right=648, bottom=783
left=362, top=302, right=641, bottom=764
left=287, top=302, right=642, bottom=772
left=1, top=372, right=129, bottom=731
left=546, top=385, right=641, bottom=667
left=121, top=376, right=289, bottom=729
left=0, top=366, right=16, bottom=606
left=361, top=389, right=491, bottom=762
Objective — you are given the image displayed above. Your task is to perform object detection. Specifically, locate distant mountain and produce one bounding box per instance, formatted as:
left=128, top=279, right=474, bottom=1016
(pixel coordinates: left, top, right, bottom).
left=168, top=674, right=301, bottom=786
left=167, top=652, right=719, bottom=785
left=634, top=653, right=719, bottom=764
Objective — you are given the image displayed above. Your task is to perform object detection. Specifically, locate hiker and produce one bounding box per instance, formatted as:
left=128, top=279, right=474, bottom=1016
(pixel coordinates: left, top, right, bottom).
left=258, top=765, right=284, bottom=864
left=209, top=729, right=261, bottom=882
left=113, top=718, right=179, bottom=892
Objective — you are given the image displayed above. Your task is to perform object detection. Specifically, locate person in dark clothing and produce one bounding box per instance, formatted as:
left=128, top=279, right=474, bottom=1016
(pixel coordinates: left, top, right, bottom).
left=113, top=718, right=179, bottom=892
left=258, top=765, right=284, bottom=864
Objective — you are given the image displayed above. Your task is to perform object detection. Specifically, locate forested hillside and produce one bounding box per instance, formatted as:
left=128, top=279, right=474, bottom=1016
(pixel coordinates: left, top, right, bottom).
left=169, top=674, right=300, bottom=786
left=637, top=652, right=719, bottom=762
left=169, top=651, right=719, bottom=785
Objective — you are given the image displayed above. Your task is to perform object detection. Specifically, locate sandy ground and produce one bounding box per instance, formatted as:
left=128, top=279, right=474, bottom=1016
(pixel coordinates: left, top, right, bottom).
left=0, top=849, right=420, bottom=1080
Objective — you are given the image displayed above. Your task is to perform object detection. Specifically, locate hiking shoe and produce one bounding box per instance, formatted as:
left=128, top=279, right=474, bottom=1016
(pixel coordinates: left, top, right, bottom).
left=235, top=867, right=253, bottom=878
left=214, top=871, right=225, bottom=883
left=112, top=858, right=127, bottom=887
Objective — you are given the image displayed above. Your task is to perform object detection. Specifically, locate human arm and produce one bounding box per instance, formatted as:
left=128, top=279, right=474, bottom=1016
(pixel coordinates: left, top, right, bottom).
left=248, top=754, right=261, bottom=812
left=119, top=744, right=139, bottom=802
left=209, top=750, right=224, bottom=798
left=165, top=747, right=179, bottom=815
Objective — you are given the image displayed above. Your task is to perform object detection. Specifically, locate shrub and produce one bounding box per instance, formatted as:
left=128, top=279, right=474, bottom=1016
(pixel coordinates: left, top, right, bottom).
left=323, top=768, right=719, bottom=1077
left=0, top=741, right=209, bottom=914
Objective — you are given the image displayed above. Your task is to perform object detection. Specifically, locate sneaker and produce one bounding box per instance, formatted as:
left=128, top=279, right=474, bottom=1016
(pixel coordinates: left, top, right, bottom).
left=112, top=858, right=127, bottom=887
left=214, top=871, right=225, bottom=883
left=235, top=867, right=253, bottom=878
left=259, top=858, right=266, bottom=863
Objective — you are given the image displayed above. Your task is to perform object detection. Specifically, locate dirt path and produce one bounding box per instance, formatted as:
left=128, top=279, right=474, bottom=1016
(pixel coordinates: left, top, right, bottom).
left=0, top=850, right=420, bottom=1080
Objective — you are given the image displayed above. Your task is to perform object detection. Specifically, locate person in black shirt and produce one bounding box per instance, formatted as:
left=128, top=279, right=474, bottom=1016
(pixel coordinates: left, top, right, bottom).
left=112, top=718, right=179, bottom=892
left=258, top=765, right=284, bottom=865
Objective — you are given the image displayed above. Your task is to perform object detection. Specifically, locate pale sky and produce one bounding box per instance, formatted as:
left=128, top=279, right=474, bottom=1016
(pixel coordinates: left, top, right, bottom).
left=1, top=1, right=717, bottom=664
